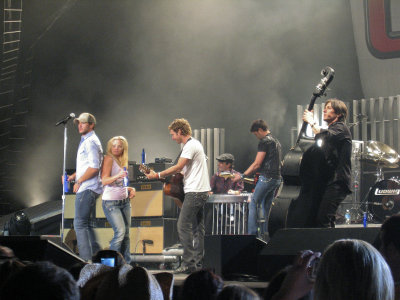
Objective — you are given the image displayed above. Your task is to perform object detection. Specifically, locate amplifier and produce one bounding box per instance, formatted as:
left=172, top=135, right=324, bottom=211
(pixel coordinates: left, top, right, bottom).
left=128, top=162, right=174, bottom=182
left=63, top=217, right=178, bottom=254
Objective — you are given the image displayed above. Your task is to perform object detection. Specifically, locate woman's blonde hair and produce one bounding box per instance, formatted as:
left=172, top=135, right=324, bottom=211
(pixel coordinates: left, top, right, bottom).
left=106, top=136, right=129, bottom=168
left=314, top=239, right=394, bottom=300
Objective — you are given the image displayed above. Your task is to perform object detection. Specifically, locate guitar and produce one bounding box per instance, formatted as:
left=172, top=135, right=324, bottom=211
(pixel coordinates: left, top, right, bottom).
left=139, top=164, right=185, bottom=208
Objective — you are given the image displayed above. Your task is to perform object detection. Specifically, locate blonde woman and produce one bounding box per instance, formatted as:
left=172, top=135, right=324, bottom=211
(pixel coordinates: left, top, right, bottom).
left=101, top=136, right=135, bottom=263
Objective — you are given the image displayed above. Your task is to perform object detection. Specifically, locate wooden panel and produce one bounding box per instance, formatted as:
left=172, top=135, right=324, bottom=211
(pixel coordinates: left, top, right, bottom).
left=361, top=99, right=367, bottom=142
left=369, top=98, right=376, bottom=141
left=131, top=190, right=163, bottom=217
left=388, top=96, right=394, bottom=147
left=352, top=99, right=359, bottom=140
left=378, top=97, right=385, bottom=142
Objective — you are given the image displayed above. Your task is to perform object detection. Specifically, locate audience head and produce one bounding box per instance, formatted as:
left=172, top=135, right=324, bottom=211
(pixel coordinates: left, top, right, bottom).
left=181, top=269, right=224, bottom=300
left=1, top=261, right=79, bottom=300
left=314, top=239, right=394, bottom=300
left=217, top=284, right=261, bottom=300
left=120, top=266, right=164, bottom=300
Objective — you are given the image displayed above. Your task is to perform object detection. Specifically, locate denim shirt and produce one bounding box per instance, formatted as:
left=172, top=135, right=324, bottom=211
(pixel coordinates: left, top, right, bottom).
left=76, top=131, right=103, bottom=194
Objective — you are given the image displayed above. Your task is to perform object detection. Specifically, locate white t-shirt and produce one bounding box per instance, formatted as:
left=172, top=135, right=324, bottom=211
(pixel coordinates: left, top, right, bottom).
left=180, top=138, right=211, bottom=193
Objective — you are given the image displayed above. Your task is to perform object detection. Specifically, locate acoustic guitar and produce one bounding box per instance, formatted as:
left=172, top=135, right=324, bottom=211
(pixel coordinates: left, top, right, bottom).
left=139, top=164, right=185, bottom=208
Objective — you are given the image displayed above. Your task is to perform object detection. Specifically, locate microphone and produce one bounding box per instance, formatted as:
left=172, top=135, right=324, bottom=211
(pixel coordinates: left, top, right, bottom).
left=55, top=113, right=75, bottom=126
left=142, top=239, right=154, bottom=245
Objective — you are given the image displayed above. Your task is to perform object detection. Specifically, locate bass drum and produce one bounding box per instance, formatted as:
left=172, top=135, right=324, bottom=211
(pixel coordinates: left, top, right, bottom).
left=366, top=178, right=400, bottom=222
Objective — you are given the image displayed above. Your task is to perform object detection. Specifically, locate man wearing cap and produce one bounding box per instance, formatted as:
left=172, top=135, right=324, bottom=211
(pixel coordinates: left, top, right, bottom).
left=210, top=153, right=244, bottom=194
left=65, top=112, right=103, bottom=261
left=235, top=119, right=282, bottom=240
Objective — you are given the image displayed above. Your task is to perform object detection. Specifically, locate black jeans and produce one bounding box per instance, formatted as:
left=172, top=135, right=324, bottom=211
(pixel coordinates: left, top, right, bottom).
left=177, top=192, right=209, bottom=268
left=317, top=183, right=350, bottom=227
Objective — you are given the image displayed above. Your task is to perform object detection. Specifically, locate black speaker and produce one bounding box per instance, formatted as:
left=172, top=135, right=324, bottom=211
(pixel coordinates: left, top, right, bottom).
left=257, top=227, right=381, bottom=280
left=203, top=235, right=267, bottom=280
left=0, top=236, right=84, bottom=269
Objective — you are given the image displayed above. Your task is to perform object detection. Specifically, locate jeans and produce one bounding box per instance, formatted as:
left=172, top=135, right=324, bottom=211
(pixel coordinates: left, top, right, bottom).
left=177, top=192, right=208, bottom=268
left=74, top=189, right=101, bottom=261
left=248, top=176, right=281, bottom=236
left=102, top=198, right=132, bottom=263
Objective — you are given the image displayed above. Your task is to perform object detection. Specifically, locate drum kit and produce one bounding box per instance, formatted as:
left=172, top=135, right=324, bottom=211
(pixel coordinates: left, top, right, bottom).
left=357, top=141, right=400, bottom=223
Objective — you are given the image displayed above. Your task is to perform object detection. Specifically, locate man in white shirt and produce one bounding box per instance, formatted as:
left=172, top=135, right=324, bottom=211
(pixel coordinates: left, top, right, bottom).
left=65, top=112, right=103, bottom=261
left=146, top=118, right=210, bottom=274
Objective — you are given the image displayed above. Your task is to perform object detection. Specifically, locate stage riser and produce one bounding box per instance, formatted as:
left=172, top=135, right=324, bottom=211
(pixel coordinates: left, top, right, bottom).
left=258, top=227, right=381, bottom=280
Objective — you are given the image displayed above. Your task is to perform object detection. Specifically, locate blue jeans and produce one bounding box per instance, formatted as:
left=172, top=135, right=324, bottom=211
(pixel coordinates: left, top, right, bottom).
left=248, top=176, right=281, bottom=236
left=74, top=189, right=101, bottom=261
left=102, top=198, right=131, bottom=263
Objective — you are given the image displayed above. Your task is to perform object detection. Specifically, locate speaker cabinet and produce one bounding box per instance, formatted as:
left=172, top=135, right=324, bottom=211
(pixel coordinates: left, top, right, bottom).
left=204, top=235, right=267, bottom=280
left=0, top=236, right=84, bottom=269
left=64, top=217, right=178, bottom=255
left=132, top=182, right=178, bottom=217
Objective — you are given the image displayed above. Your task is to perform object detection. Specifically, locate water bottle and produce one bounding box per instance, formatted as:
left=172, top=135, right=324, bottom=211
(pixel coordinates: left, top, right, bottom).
left=363, top=212, right=368, bottom=228
left=344, top=209, right=351, bottom=225
left=64, top=171, right=69, bottom=193
left=141, top=148, right=146, bottom=164
left=123, top=167, right=129, bottom=187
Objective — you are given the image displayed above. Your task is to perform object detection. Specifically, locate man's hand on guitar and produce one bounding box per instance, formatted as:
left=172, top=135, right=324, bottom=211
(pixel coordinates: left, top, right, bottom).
left=140, top=164, right=158, bottom=180
left=302, top=109, right=314, bottom=124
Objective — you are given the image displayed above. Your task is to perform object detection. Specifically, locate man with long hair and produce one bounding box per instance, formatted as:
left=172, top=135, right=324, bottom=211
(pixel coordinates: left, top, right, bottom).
left=302, top=99, right=352, bottom=227
left=146, top=118, right=210, bottom=274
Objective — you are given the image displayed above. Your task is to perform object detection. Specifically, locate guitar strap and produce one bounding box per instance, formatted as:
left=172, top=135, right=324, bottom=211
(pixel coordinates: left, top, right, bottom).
left=174, top=137, right=192, bottom=164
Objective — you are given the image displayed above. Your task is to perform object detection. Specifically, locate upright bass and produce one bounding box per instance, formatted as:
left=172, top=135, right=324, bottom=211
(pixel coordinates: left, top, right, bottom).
left=268, top=67, right=335, bottom=236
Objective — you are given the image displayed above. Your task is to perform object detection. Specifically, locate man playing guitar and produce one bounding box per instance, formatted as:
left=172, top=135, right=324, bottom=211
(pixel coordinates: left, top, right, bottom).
left=145, top=118, right=210, bottom=274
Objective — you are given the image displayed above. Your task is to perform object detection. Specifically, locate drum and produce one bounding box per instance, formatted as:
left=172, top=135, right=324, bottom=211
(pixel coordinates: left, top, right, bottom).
left=366, top=178, right=400, bottom=222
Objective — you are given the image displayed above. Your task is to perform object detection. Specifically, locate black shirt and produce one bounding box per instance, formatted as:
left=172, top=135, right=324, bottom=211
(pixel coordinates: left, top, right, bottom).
left=315, top=121, right=352, bottom=192
left=258, top=133, right=282, bottom=179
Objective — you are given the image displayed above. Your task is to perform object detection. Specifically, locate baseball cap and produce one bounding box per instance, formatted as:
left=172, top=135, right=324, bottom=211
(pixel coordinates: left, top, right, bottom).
left=216, top=153, right=235, bottom=162
left=74, top=112, right=96, bottom=125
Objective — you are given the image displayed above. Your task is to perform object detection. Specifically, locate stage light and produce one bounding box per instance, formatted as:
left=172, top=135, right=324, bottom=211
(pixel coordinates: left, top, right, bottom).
left=4, top=211, right=31, bottom=236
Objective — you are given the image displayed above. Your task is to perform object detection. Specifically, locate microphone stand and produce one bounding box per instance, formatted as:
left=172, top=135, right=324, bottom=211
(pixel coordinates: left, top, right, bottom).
left=60, top=121, right=69, bottom=243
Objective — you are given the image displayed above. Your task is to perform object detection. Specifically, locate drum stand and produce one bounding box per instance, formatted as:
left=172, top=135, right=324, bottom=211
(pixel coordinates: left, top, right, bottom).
left=359, top=164, right=385, bottom=224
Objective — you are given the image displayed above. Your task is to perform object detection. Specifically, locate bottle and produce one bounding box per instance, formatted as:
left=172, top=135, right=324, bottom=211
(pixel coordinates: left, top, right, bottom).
left=141, top=148, right=146, bottom=164
left=363, top=212, right=368, bottom=228
left=64, top=171, right=69, bottom=193
left=344, top=209, right=351, bottom=225
left=123, top=167, right=129, bottom=187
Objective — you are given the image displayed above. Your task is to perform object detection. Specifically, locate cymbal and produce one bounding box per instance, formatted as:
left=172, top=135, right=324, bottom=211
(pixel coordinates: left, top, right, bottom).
left=363, top=141, right=400, bottom=167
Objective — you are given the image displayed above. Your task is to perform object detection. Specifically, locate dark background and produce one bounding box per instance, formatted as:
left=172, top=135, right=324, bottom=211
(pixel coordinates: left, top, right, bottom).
left=6, top=0, right=364, bottom=208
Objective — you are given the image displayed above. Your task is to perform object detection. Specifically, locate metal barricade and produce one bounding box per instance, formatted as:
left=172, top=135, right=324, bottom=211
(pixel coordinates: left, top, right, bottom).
left=207, top=193, right=252, bottom=235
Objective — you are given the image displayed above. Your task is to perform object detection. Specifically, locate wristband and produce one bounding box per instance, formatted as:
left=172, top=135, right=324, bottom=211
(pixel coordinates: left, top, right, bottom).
left=157, top=172, right=161, bottom=179
left=240, top=173, right=244, bottom=179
